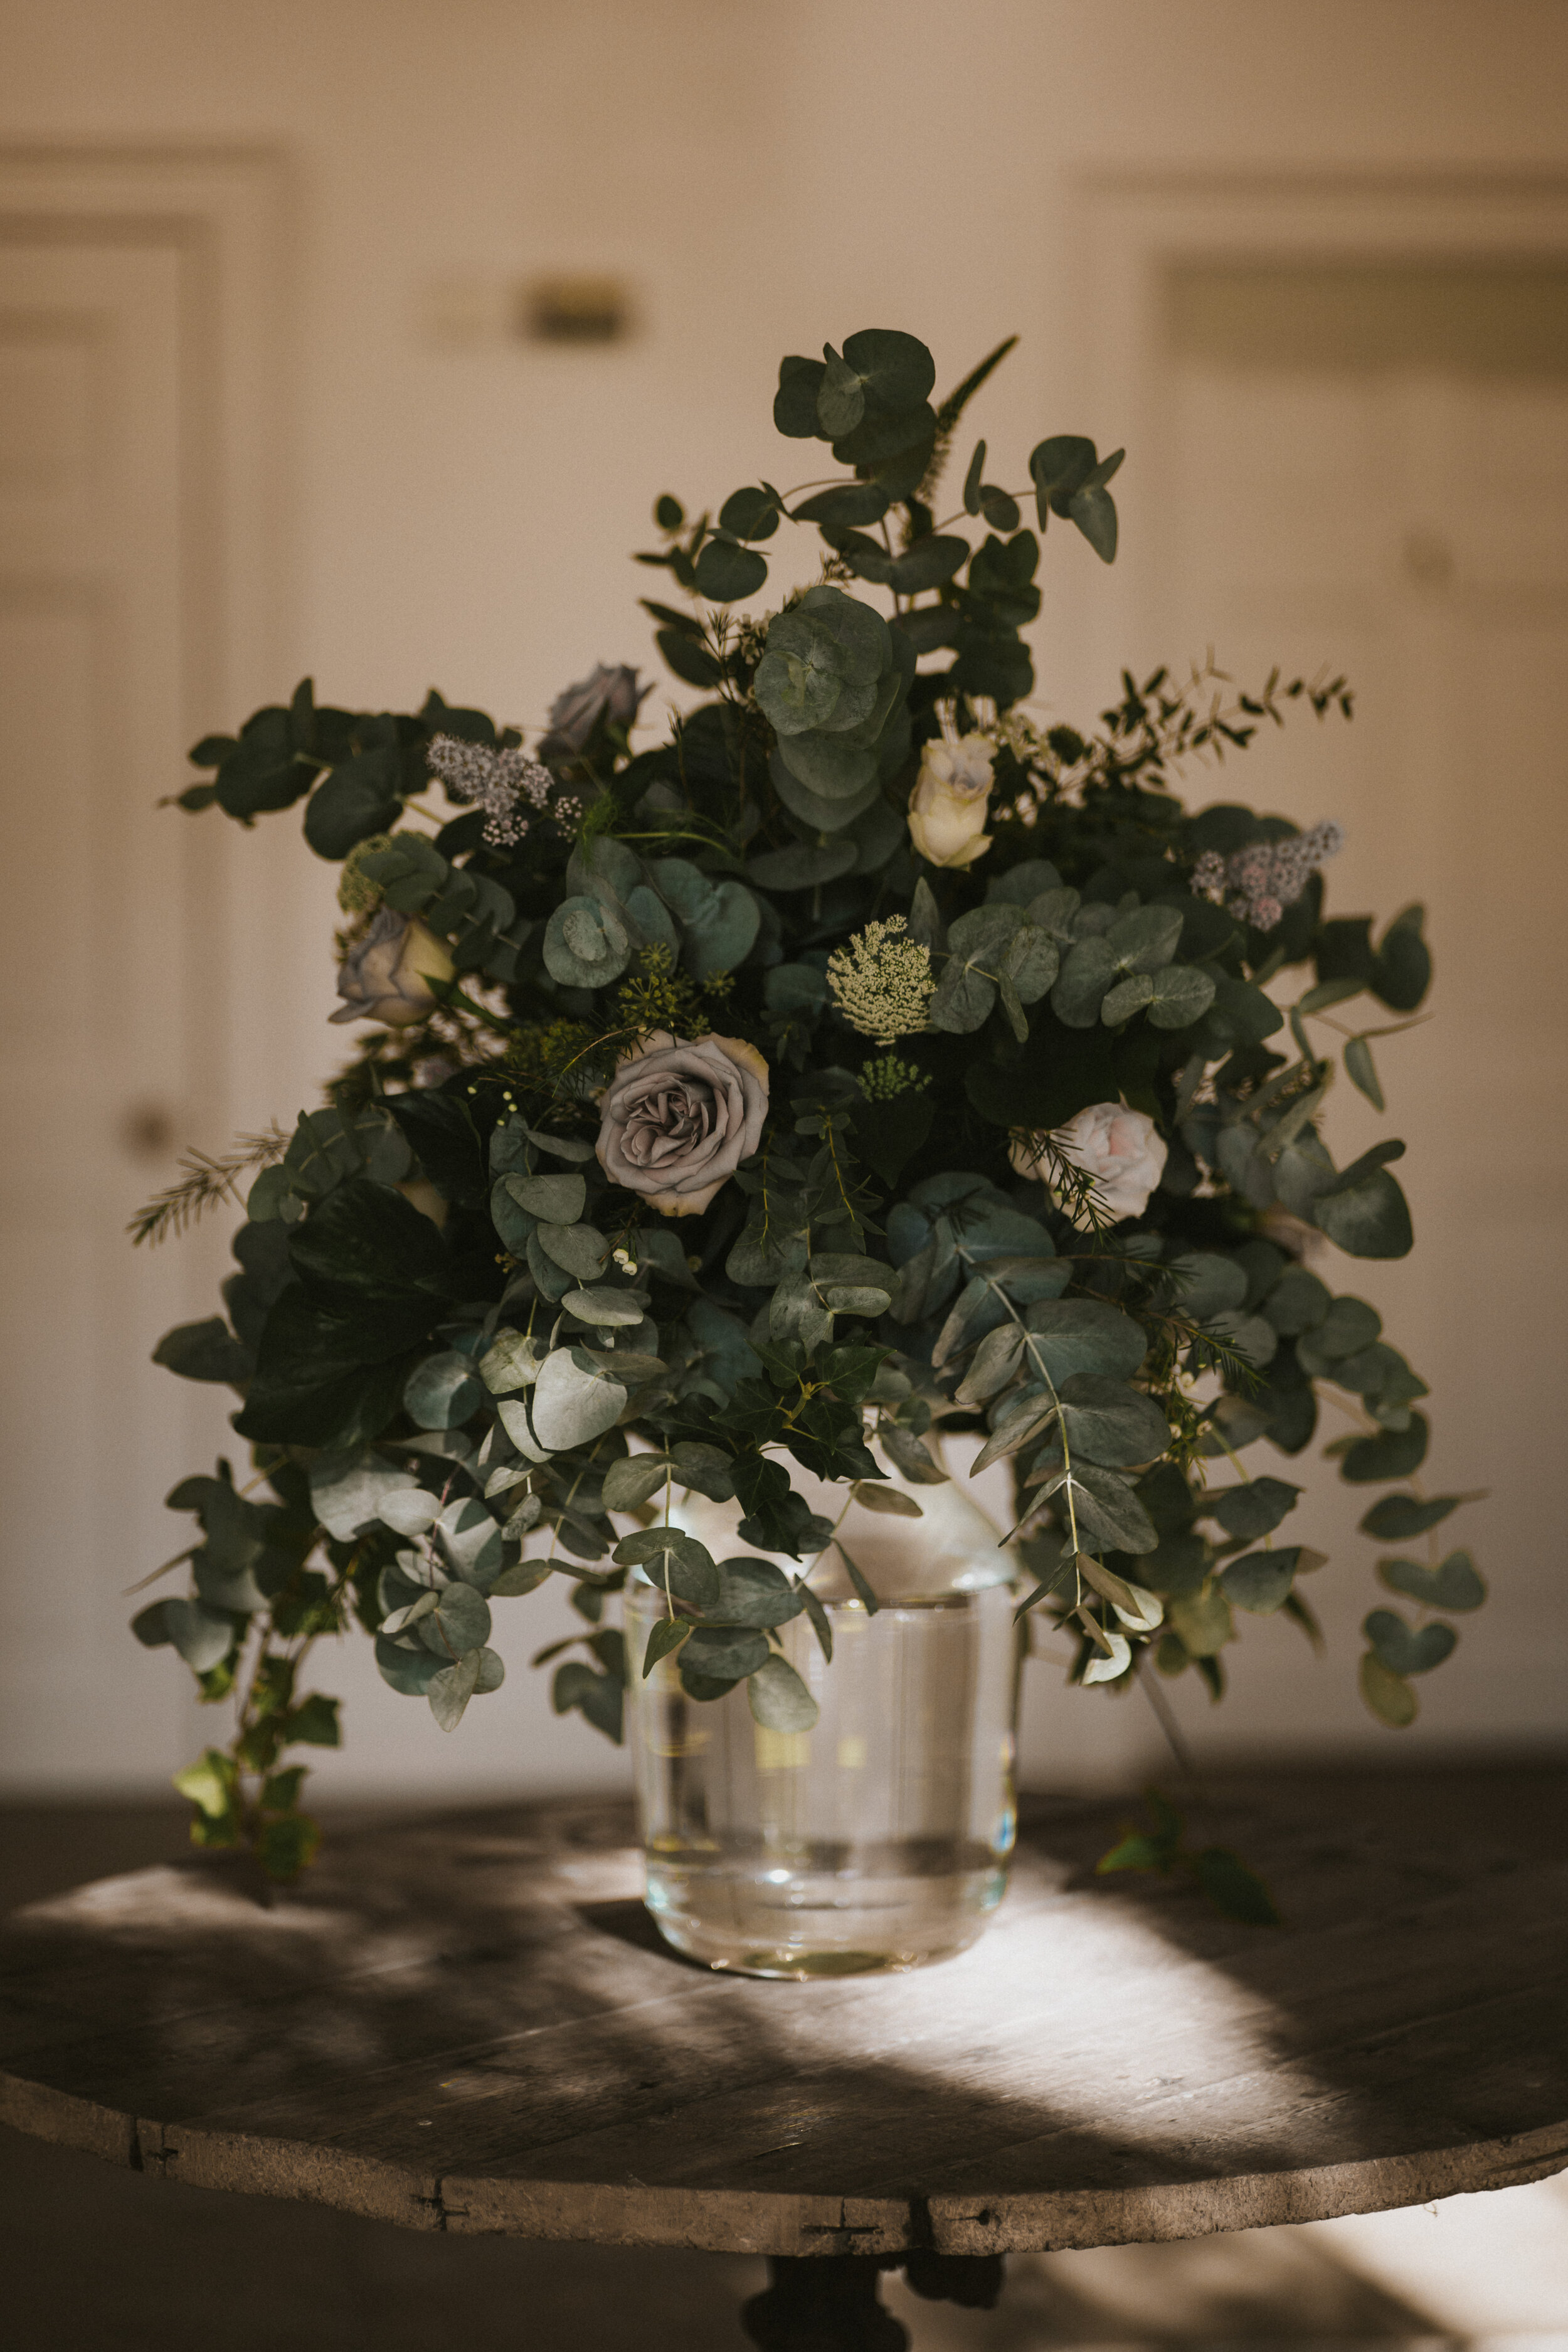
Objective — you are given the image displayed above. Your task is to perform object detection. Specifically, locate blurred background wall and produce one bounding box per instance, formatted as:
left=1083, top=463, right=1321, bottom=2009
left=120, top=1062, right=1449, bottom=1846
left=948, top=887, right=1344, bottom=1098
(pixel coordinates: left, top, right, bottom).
left=2, top=0, right=1565, bottom=1801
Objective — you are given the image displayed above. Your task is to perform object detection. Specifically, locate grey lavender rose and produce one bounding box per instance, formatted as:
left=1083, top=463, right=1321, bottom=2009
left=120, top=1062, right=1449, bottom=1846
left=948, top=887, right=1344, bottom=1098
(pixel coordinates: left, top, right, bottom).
left=539, top=664, right=650, bottom=763
left=329, top=908, right=454, bottom=1025
left=595, top=1029, right=770, bottom=1216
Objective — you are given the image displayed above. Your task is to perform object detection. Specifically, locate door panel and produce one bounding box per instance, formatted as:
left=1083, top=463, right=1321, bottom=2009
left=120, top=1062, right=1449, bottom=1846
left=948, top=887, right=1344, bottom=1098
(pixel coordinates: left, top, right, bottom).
left=1147, top=271, right=1568, bottom=1753
left=0, top=240, right=227, bottom=1786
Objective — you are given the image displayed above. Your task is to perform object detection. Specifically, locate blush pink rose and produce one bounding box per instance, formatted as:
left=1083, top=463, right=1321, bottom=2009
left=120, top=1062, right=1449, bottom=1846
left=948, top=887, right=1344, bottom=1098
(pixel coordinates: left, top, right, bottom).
left=1010, top=1101, right=1168, bottom=1226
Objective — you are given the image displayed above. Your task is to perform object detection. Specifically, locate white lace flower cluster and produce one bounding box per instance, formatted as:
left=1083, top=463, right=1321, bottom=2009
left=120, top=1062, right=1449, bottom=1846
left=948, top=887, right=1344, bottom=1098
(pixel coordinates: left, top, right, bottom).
left=827, top=916, right=936, bottom=1047
left=1192, top=820, right=1345, bottom=933
left=426, top=734, right=555, bottom=849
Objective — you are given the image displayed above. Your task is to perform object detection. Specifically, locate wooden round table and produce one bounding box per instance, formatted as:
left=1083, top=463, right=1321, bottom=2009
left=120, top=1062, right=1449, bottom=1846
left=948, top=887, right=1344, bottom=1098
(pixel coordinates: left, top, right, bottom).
left=1, top=1787, right=1563, bottom=2348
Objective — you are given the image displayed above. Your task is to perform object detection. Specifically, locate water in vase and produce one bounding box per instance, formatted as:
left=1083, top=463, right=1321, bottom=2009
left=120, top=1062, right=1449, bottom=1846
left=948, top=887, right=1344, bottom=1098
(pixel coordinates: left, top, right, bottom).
left=625, top=1459, right=1022, bottom=1978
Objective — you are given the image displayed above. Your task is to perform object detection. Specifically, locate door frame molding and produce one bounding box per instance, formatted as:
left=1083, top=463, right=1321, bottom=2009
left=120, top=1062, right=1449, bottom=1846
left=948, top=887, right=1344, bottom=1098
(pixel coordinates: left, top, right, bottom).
left=0, top=144, right=292, bottom=729
left=0, top=144, right=296, bottom=1151
left=1057, top=171, right=1568, bottom=691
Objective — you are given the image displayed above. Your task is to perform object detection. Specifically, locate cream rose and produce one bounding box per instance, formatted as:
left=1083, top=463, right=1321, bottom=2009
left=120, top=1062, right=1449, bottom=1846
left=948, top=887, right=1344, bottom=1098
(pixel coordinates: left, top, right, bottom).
left=1010, top=1102, right=1168, bottom=1226
left=596, top=1030, right=770, bottom=1217
left=906, top=733, right=995, bottom=868
left=329, top=908, right=455, bottom=1026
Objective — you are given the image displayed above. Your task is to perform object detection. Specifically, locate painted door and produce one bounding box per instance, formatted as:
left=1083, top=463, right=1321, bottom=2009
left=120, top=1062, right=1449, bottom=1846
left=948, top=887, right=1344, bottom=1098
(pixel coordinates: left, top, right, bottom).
left=0, top=236, right=229, bottom=1786
left=1143, top=262, right=1568, bottom=1754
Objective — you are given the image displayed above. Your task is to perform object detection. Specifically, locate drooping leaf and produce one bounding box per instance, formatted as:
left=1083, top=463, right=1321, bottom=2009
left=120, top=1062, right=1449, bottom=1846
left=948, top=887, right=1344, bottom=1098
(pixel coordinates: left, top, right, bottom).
left=746, top=1652, right=819, bottom=1733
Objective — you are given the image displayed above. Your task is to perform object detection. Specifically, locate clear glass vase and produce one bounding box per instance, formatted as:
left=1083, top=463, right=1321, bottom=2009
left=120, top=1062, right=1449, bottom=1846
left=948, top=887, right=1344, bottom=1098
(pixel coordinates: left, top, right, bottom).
left=625, top=1446, right=1023, bottom=1978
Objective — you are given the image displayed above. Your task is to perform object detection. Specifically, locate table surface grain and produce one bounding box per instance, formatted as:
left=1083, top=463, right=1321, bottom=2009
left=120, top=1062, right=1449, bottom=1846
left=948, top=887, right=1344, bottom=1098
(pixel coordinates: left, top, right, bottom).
left=1, top=1785, right=1563, bottom=2258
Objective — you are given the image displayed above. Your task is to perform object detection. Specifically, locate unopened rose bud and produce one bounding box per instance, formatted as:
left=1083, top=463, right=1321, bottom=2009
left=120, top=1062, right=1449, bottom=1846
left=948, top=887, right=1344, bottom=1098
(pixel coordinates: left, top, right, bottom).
left=906, top=734, right=995, bottom=868
left=539, top=664, right=649, bottom=763
left=329, top=908, right=454, bottom=1027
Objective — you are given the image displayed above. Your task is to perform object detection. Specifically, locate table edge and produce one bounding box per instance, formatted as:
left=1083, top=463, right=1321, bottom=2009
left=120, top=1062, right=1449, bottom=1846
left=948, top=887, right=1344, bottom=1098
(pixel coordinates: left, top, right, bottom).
left=4, top=2068, right=1563, bottom=2254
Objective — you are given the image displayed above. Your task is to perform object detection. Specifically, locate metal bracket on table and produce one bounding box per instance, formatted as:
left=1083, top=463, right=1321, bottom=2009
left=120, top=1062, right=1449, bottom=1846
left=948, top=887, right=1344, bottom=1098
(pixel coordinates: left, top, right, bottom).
left=741, top=2252, right=1006, bottom=2349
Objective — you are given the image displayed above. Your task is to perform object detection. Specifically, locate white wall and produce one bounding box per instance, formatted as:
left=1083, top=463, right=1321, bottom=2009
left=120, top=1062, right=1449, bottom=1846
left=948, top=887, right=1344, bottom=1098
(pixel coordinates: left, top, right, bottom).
left=5, top=1, right=1567, bottom=1797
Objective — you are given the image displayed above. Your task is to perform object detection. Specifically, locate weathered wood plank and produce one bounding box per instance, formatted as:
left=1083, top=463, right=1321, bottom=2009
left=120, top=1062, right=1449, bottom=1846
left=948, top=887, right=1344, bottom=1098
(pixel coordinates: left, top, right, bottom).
left=0, top=1792, right=1562, bottom=2255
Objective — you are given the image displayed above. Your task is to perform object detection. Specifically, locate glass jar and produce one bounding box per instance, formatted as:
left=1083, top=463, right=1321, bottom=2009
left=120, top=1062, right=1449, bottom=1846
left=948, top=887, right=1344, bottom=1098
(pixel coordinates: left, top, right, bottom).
left=625, top=1444, right=1023, bottom=1978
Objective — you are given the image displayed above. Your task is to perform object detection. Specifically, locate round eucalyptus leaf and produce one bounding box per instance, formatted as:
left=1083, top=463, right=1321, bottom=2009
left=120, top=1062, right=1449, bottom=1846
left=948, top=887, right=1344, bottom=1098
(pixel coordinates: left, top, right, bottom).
left=1340, top=1412, right=1429, bottom=1483
left=979, top=485, right=1021, bottom=531
left=1315, top=1167, right=1414, bottom=1259
left=754, top=624, right=858, bottom=736
left=536, top=1222, right=611, bottom=1283
left=1168, top=1251, right=1248, bottom=1322
left=775, top=354, right=828, bottom=438
left=375, top=1633, right=441, bottom=1696
left=418, top=1581, right=492, bottom=1658
left=1024, top=1298, right=1148, bottom=1384
left=623, top=883, right=681, bottom=956
left=842, top=327, right=935, bottom=410
left=530, top=1347, right=627, bottom=1451
left=718, top=485, right=780, bottom=542
left=377, top=1488, right=442, bottom=1537
left=543, top=894, right=630, bottom=988
left=303, top=753, right=401, bottom=859
left=775, top=728, right=878, bottom=800
left=794, top=585, right=891, bottom=682
left=768, top=747, right=881, bottom=832
left=1062, top=1464, right=1160, bottom=1555
left=1051, top=936, right=1118, bottom=1028
left=309, top=1449, right=420, bottom=1541
left=1056, top=1374, right=1171, bottom=1468
left=680, top=879, right=761, bottom=977
left=792, top=482, right=891, bottom=527
left=682, top=1623, right=771, bottom=1683
left=504, top=1170, right=587, bottom=1226
left=1108, top=903, right=1184, bottom=973
left=1221, top=1551, right=1296, bottom=1614
left=1359, top=1650, right=1417, bottom=1727
left=746, top=840, right=858, bottom=892
left=815, top=346, right=867, bottom=438
left=162, top=1598, right=236, bottom=1673
left=1101, top=972, right=1155, bottom=1025
left=1364, top=1608, right=1457, bottom=1678
left=709, top=1558, right=805, bottom=1628
left=1206, top=1476, right=1301, bottom=1540
left=1148, top=965, right=1217, bottom=1029
left=694, top=537, right=767, bottom=604
left=1378, top=1550, right=1486, bottom=1613
left=426, top=1648, right=482, bottom=1731
left=1261, top=1264, right=1331, bottom=1335
left=403, top=1351, right=484, bottom=1429
left=563, top=1286, right=645, bottom=1328
left=747, top=1651, right=820, bottom=1733
left=886, top=535, right=970, bottom=594
left=999, top=926, right=1059, bottom=1003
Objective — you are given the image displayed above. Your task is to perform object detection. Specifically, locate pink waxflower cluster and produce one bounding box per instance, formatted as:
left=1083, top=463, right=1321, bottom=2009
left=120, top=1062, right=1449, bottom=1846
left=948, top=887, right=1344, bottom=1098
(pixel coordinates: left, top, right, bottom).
left=426, top=733, right=555, bottom=849
left=1191, top=820, right=1345, bottom=932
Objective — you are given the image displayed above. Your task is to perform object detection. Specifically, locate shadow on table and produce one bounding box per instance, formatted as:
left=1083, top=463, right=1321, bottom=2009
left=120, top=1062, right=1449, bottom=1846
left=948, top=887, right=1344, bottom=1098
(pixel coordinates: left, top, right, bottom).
left=1, top=1770, right=1563, bottom=2350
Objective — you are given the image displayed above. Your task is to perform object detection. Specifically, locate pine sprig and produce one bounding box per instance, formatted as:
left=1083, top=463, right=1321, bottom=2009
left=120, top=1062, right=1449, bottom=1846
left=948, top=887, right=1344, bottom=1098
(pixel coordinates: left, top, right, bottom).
left=128, top=1123, right=289, bottom=1247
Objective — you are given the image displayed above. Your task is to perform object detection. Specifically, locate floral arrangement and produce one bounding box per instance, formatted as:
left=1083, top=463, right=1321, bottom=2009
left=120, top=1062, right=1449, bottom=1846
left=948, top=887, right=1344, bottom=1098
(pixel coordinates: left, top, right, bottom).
left=132, top=327, right=1483, bottom=1885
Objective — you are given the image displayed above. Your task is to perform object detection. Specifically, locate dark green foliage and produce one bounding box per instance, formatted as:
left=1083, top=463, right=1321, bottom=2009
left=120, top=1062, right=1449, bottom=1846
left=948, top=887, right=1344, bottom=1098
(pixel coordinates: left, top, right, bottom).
left=134, top=322, right=1480, bottom=1891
